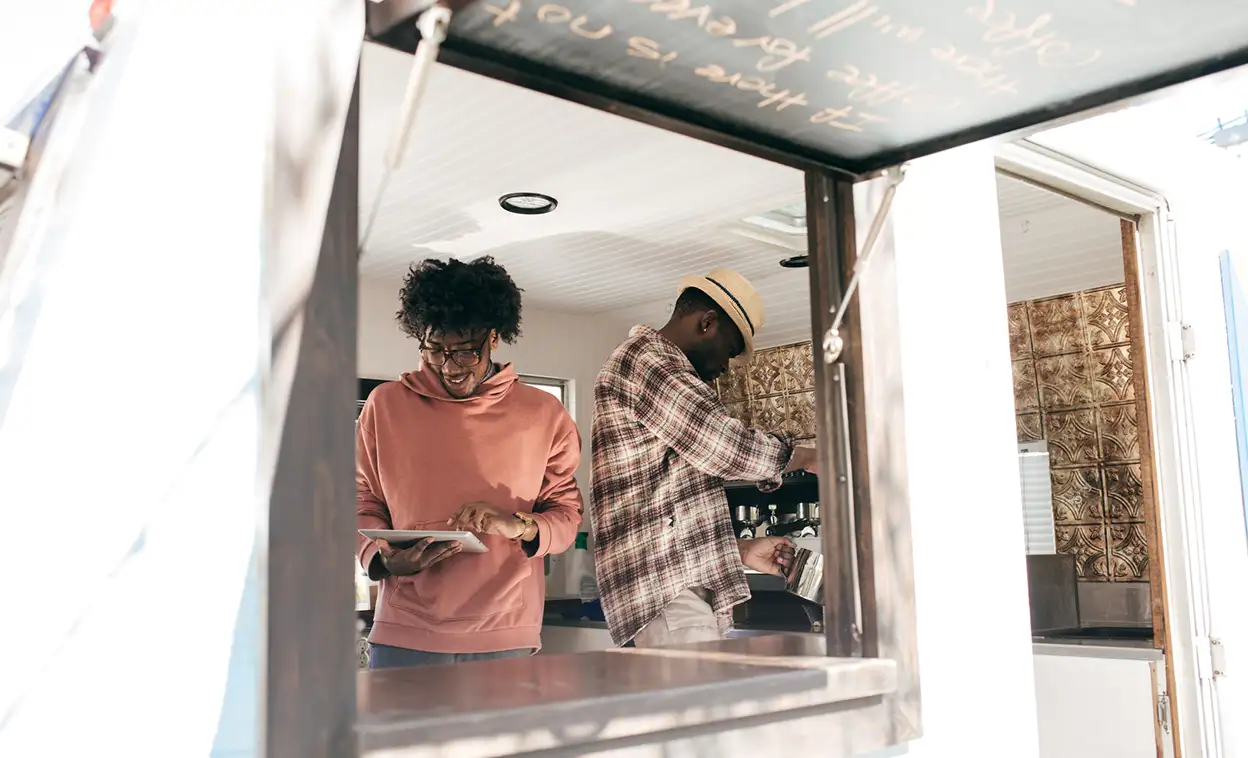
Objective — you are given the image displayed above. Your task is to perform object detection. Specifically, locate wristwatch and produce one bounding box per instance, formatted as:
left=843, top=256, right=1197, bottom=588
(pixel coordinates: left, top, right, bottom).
left=512, top=511, right=538, bottom=542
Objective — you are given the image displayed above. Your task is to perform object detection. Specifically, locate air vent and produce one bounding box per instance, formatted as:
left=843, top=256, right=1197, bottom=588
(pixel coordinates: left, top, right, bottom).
left=1018, top=441, right=1057, bottom=555
left=726, top=199, right=807, bottom=252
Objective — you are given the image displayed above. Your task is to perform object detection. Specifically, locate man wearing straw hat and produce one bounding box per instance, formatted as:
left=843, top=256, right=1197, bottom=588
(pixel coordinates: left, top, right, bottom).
left=591, top=268, right=818, bottom=648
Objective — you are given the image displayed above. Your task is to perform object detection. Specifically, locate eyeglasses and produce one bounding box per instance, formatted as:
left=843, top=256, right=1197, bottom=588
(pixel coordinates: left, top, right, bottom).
left=420, top=334, right=490, bottom=368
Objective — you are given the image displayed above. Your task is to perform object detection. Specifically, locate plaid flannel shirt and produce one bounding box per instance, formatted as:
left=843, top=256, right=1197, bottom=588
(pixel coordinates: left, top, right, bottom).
left=590, top=326, right=794, bottom=645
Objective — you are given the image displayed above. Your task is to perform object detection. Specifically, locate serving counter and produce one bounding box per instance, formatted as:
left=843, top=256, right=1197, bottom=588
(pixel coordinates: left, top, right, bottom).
left=357, top=635, right=896, bottom=758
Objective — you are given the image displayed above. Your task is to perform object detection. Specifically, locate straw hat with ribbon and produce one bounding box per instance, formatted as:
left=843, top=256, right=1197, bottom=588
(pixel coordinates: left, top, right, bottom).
left=676, top=268, right=765, bottom=359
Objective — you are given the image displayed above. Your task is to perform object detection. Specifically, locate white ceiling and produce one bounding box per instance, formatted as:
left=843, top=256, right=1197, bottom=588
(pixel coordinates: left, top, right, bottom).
left=359, top=42, right=804, bottom=319
left=995, top=175, right=1125, bottom=303
left=357, top=41, right=1126, bottom=350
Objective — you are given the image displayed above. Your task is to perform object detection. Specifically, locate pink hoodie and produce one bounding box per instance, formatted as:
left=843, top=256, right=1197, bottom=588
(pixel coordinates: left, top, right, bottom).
left=356, top=364, right=583, bottom=654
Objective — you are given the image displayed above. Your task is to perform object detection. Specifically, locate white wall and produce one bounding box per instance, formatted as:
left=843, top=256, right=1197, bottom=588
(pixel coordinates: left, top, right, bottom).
left=358, top=276, right=630, bottom=506
left=858, top=146, right=1042, bottom=758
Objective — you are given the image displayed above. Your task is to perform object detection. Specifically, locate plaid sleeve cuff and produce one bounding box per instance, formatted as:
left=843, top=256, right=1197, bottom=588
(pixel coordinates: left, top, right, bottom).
left=757, top=433, right=796, bottom=492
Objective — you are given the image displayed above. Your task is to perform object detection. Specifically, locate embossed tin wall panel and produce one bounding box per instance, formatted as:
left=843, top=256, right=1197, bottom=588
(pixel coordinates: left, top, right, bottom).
left=715, top=342, right=817, bottom=442
left=1008, top=303, right=1033, bottom=359
left=1016, top=413, right=1043, bottom=444
left=1009, top=284, right=1145, bottom=583
left=1029, top=294, right=1086, bottom=357
left=734, top=301, right=1148, bottom=586
left=1082, top=287, right=1132, bottom=347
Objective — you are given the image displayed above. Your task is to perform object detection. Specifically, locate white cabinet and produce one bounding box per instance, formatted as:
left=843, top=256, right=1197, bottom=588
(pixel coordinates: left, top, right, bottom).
left=1033, top=647, right=1166, bottom=758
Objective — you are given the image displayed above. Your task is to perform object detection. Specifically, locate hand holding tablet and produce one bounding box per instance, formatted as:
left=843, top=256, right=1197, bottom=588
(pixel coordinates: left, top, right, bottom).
left=359, top=529, right=489, bottom=553
left=361, top=530, right=490, bottom=577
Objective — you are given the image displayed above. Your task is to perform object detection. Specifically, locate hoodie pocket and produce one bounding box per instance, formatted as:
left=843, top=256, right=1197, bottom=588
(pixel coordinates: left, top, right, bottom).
left=386, top=526, right=532, bottom=623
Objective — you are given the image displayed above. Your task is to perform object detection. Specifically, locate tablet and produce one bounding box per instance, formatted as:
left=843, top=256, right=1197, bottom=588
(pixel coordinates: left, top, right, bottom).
left=358, top=529, right=489, bottom=554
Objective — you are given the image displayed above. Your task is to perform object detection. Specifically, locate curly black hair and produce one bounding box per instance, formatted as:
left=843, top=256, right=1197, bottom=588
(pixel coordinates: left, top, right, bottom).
left=396, top=256, right=523, bottom=343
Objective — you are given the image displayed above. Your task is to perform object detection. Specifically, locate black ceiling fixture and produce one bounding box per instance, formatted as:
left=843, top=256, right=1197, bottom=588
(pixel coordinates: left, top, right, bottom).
left=499, top=192, right=558, bottom=215
left=779, top=255, right=809, bottom=269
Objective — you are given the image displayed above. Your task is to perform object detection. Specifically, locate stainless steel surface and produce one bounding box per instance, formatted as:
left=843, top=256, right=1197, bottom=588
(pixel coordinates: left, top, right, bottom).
left=357, top=635, right=898, bottom=756
left=733, top=504, right=766, bottom=539
left=1042, top=624, right=1153, bottom=639
left=1026, top=554, right=1080, bottom=635
left=670, top=633, right=836, bottom=657
left=1077, top=582, right=1154, bottom=628
left=1032, top=640, right=1164, bottom=661
left=786, top=547, right=825, bottom=604
left=733, top=505, right=763, bottom=524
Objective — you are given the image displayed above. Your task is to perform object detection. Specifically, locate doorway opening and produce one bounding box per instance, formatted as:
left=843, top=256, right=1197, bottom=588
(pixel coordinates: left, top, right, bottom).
left=997, top=169, right=1177, bottom=757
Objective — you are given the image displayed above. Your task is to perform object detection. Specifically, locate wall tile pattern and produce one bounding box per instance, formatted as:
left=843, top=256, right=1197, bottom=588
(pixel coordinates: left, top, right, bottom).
left=718, top=294, right=1147, bottom=585
left=1010, top=286, right=1147, bottom=583
left=714, top=342, right=818, bottom=442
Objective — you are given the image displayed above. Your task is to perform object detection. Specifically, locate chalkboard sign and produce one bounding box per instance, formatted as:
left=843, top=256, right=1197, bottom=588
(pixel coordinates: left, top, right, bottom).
left=370, top=0, right=1248, bottom=177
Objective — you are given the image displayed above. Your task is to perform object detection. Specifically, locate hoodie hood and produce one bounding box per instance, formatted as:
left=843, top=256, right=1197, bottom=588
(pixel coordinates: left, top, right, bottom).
left=400, top=362, right=519, bottom=405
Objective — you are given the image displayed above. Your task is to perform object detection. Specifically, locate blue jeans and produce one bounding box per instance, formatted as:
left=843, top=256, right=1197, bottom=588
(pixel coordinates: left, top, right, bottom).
left=368, top=643, right=532, bottom=670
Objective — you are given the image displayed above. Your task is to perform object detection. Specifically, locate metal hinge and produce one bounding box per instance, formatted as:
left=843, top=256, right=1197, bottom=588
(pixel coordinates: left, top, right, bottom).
left=1157, top=693, right=1172, bottom=735
left=1195, top=636, right=1227, bottom=679
left=1166, top=321, right=1195, bottom=362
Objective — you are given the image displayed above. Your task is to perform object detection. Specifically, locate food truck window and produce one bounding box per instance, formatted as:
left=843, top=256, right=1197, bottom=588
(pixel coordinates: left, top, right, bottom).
left=331, top=43, right=921, bottom=755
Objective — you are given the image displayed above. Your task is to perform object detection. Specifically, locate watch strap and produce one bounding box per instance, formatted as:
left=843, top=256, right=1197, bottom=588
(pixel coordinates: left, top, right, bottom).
left=513, top=511, right=537, bottom=541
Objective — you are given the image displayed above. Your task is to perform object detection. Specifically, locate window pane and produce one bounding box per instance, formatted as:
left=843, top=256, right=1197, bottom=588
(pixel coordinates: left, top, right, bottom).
left=533, top=383, right=563, bottom=402
left=521, top=377, right=567, bottom=407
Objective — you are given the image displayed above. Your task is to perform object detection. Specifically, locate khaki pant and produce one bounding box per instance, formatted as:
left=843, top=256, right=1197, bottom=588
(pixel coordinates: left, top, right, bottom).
left=632, top=587, right=723, bottom=648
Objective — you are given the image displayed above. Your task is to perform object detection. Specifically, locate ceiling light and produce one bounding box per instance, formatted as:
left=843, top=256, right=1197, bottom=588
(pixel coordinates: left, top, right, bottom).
left=727, top=199, right=807, bottom=252
left=499, top=192, right=558, bottom=215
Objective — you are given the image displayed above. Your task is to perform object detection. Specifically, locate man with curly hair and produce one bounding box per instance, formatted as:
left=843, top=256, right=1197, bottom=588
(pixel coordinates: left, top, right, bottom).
left=356, top=256, right=584, bottom=669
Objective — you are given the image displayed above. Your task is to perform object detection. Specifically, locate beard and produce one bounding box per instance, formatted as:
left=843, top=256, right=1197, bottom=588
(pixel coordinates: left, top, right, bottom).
left=684, top=341, right=722, bottom=383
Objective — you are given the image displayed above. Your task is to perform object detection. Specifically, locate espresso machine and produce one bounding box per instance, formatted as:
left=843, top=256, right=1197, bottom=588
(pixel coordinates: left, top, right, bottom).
left=725, top=471, right=824, bottom=633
